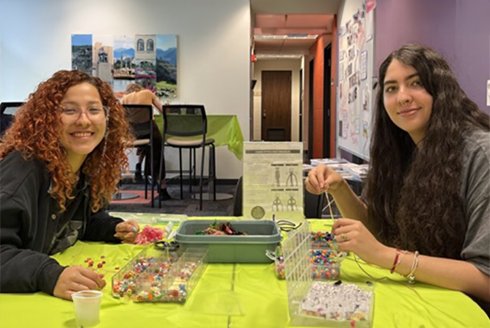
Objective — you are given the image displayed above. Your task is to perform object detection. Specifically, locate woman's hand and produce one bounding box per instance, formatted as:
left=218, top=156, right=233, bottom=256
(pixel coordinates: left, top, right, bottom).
left=53, top=266, right=106, bottom=301
left=305, top=164, right=345, bottom=195
left=332, top=218, right=388, bottom=265
left=114, top=220, right=139, bottom=243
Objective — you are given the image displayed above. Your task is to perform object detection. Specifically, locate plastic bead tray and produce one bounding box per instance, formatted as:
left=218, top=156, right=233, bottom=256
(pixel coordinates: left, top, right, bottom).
left=282, top=222, right=374, bottom=327
left=111, top=245, right=207, bottom=303
left=271, top=231, right=346, bottom=281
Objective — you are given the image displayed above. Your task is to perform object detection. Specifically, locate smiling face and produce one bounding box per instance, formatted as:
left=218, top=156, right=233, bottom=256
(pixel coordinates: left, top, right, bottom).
left=59, top=82, right=107, bottom=172
left=383, top=59, right=434, bottom=145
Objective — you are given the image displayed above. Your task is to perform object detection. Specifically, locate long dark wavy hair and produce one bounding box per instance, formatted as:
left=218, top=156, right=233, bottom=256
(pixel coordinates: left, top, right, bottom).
left=365, top=44, right=490, bottom=259
left=0, top=70, right=133, bottom=212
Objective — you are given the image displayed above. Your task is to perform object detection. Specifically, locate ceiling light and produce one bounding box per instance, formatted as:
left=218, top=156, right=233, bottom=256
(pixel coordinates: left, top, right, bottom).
left=254, top=35, right=286, bottom=40
left=254, top=34, right=318, bottom=40
left=255, top=54, right=303, bottom=59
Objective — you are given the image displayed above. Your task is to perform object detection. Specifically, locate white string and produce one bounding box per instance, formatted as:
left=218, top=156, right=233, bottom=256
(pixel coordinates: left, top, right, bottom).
left=324, top=190, right=336, bottom=220
left=323, top=184, right=423, bottom=299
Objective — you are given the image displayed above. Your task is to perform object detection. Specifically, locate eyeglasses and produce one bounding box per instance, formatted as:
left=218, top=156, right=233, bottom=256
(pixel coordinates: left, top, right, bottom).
left=60, top=106, right=107, bottom=123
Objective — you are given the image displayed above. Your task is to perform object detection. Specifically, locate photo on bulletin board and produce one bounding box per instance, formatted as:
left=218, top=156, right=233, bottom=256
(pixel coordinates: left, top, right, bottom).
left=92, top=35, right=114, bottom=85
left=71, top=34, right=92, bottom=76
left=361, top=51, right=368, bottom=80
left=71, top=34, right=178, bottom=99
left=134, top=34, right=157, bottom=94
left=113, top=35, right=135, bottom=93
left=156, top=35, right=177, bottom=98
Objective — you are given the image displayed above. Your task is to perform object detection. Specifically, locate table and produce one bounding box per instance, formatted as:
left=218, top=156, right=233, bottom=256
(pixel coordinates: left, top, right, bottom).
left=1, top=216, right=488, bottom=328
left=154, top=114, right=244, bottom=161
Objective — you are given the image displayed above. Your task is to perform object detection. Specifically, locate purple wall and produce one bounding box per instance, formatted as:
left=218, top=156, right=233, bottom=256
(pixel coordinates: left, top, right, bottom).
left=375, top=0, right=490, bottom=113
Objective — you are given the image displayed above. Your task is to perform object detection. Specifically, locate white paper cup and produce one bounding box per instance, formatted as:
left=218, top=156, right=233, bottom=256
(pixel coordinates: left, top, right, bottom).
left=72, top=290, right=103, bottom=327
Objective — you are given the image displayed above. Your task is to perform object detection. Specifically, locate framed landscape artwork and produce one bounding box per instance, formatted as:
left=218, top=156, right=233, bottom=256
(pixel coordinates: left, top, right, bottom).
left=72, top=34, right=178, bottom=98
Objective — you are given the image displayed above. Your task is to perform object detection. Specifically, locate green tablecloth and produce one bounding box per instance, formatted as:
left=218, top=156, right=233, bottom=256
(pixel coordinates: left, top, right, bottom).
left=1, top=216, right=488, bottom=328
left=154, top=114, right=244, bottom=160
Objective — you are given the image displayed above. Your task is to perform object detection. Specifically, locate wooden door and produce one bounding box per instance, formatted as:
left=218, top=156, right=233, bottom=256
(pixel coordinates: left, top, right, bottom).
left=261, top=71, right=292, bottom=141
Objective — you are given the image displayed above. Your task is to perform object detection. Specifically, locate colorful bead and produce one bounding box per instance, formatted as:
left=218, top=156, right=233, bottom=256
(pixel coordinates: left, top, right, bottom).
left=112, top=255, right=201, bottom=303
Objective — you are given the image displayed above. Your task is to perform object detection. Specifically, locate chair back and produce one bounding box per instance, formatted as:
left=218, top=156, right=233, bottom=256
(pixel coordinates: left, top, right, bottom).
left=162, top=104, right=207, bottom=139
left=0, top=102, right=24, bottom=137
left=123, top=104, right=153, bottom=139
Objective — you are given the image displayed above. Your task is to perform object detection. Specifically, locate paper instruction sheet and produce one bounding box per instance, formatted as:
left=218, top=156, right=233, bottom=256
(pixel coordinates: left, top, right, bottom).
left=243, top=142, right=303, bottom=222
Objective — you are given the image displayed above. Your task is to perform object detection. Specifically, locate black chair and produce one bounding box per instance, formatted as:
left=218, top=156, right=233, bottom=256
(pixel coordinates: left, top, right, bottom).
left=123, top=104, right=156, bottom=207
left=159, top=104, right=216, bottom=210
left=0, top=102, right=24, bottom=138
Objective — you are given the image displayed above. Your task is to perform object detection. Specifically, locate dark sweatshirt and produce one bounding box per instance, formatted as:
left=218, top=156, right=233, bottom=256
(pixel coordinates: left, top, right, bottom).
left=0, top=151, right=123, bottom=295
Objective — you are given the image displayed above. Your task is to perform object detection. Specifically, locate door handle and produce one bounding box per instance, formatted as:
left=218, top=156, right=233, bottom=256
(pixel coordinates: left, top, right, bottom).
left=263, top=112, right=266, bottom=118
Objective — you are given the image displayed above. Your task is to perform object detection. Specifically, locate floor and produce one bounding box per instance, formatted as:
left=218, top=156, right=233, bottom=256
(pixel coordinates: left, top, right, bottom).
left=108, top=176, right=238, bottom=217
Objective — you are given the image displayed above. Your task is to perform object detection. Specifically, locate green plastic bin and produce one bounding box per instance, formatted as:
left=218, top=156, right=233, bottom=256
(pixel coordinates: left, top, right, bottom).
left=175, top=220, right=282, bottom=263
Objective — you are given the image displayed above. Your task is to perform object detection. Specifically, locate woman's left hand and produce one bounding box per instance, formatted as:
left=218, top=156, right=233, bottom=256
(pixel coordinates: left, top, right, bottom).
left=332, top=218, right=386, bottom=265
left=114, top=220, right=139, bottom=243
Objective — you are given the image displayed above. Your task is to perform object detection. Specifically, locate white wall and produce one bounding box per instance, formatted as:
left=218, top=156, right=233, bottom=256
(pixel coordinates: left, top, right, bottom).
left=253, top=59, right=302, bottom=141
left=0, top=0, right=250, bottom=179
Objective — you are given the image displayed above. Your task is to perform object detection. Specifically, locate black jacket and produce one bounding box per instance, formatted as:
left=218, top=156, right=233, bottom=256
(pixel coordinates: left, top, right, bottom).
left=0, top=151, right=123, bottom=295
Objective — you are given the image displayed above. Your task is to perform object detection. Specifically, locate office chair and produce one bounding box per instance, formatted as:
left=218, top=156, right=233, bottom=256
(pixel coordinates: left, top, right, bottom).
left=0, top=102, right=24, bottom=138
left=159, top=104, right=216, bottom=210
left=123, top=104, right=156, bottom=207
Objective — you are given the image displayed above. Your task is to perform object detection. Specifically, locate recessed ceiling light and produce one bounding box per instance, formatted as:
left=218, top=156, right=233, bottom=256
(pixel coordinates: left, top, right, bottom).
left=255, top=54, right=303, bottom=59
left=254, top=34, right=318, bottom=40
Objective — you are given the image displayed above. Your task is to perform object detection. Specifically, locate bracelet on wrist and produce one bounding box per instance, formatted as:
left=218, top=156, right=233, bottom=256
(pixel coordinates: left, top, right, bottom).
left=390, top=249, right=408, bottom=274
left=404, top=251, right=419, bottom=284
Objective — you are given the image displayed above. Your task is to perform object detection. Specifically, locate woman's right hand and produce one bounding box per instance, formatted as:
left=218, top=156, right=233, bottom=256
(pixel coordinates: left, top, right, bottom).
left=53, top=266, right=106, bottom=301
left=305, top=164, right=345, bottom=195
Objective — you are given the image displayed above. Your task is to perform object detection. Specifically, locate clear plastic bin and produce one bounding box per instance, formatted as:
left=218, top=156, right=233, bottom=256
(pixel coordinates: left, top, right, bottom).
left=266, top=246, right=285, bottom=280
left=268, top=234, right=346, bottom=281
left=298, top=281, right=374, bottom=328
left=283, top=222, right=374, bottom=327
left=309, top=246, right=346, bottom=281
left=111, top=245, right=206, bottom=303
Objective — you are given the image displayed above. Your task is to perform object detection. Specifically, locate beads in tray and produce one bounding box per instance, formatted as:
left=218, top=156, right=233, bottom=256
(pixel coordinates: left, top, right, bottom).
left=133, top=261, right=198, bottom=302
left=112, top=257, right=173, bottom=298
left=310, top=231, right=339, bottom=249
left=300, top=281, right=373, bottom=327
left=271, top=231, right=346, bottom=281
left=112, top=246, right=206, bottom=303
left=309, top=231, right=346, bottom=281
left=310, top=249, right=341, bottom=280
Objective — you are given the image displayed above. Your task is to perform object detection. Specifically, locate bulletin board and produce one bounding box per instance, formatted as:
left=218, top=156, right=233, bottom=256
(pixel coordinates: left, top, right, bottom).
left=337, top=0, right=375, bottom=160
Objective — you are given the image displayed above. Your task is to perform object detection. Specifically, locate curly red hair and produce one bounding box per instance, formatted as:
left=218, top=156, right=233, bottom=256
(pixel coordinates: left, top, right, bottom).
left=0, top=70, right=133, bottom=212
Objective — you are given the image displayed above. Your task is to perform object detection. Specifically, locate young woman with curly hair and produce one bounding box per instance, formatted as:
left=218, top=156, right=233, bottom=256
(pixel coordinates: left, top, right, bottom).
left=306, top=44, right=490, bottom=312
left=0, top=70, right=141, bottom=301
